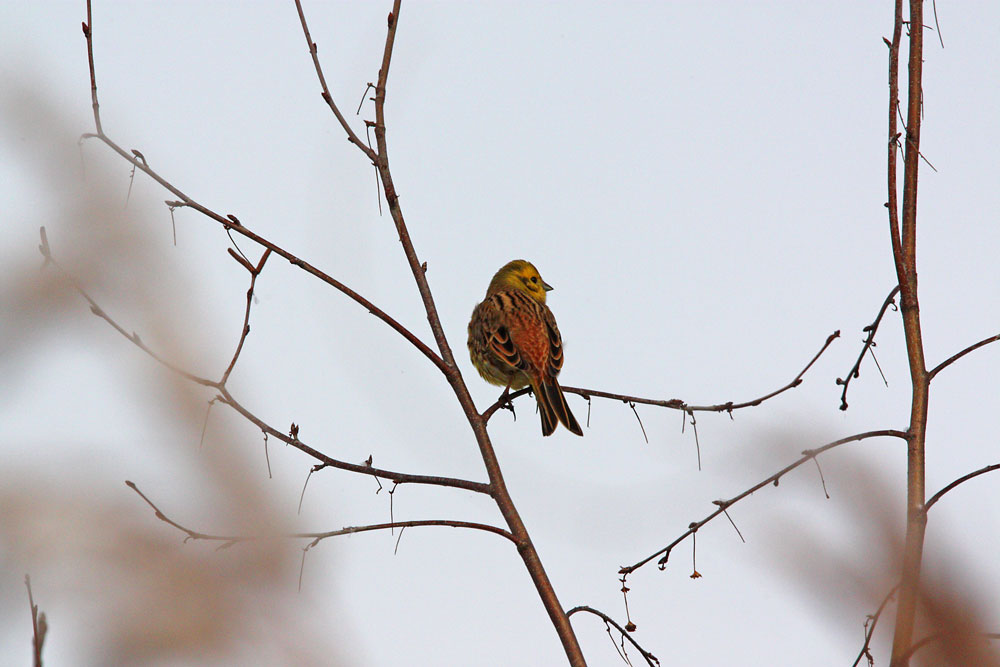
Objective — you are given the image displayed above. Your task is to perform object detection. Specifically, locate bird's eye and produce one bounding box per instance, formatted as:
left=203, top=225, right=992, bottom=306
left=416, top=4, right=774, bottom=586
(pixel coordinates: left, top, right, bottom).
left=530, top=276, right=538, bottom=283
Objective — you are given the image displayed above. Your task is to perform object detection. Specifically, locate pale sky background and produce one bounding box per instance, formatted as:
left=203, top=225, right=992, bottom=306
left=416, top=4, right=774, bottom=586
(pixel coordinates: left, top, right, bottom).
left=2, top=2, right=999, bottom=666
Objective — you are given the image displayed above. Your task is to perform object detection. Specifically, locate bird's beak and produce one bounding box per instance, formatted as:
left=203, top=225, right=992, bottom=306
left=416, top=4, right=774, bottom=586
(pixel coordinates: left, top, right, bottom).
left=542, top=280, right=553, bottom=292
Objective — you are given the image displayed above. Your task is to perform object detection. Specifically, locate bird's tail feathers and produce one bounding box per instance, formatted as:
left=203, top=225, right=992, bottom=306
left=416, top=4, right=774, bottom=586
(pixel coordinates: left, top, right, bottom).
left=535, top=379, right=584, bottom=437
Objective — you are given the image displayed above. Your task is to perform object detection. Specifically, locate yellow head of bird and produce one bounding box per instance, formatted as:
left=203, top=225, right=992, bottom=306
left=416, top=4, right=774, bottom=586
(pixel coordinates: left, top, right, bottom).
left=487, top=259, right=553, bottom=303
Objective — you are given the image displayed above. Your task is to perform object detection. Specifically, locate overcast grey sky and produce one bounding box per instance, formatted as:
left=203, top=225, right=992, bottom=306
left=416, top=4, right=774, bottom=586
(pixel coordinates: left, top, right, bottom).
left=2, top=2, right=999, bottom=665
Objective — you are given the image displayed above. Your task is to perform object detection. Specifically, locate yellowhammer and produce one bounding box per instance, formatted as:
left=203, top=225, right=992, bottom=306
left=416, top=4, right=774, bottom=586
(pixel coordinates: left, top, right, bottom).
left=468, top=260, right=584, bottom=436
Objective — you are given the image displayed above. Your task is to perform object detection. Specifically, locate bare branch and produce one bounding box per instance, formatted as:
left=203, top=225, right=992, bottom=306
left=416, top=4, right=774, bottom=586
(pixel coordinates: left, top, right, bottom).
left=885, top=2, right=904, bottom=285
left=484, top=331, right=841, bottom=423
left=362, top=3, right=586, bottom=662
left=618, top=430, right=908, bottom=576
left=216, top=388, right=491, bottom=493
left=567, top=606, right=660, bottom=667
left=292, top=0, right=378, bottom=162
left=897, top=632, right=1000, bottom=663
left=44, top=238, right=491, bottom=494
left=837, top=285, right=901, bottom=410
left=24, top=575, right=47, bottom=667
left=927, top=333, right=1000, bottom=381
left=221, top=248, right=271, bottom=385
left=80, top=5, right=445, bottom=376
left=126, top=481, right=515, bottom=545
left=853, top=585, right=898, bottom=667
left=924, top=463, right=1000, bottom=512
left=84, top=2, right=584, bottom=661
left=889, top=0, right=932, bottom=660
left=83, top=0, right=101, bottom=134
left=123, top=156, right=450, bottom=375
left=40, top=233, right=217, bottom=388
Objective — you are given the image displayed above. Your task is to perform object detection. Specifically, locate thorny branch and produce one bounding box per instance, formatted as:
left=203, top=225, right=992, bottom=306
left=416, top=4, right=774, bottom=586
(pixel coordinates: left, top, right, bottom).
left=837, top=285, right=901, bottom=410
left=618, top=429, right=908, bottom=575
left=483, top=330, right=841, bottom=423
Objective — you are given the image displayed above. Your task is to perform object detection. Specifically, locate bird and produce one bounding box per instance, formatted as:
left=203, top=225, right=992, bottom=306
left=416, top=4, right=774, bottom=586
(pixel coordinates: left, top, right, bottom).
left=468, top=259, right=583, bottom=436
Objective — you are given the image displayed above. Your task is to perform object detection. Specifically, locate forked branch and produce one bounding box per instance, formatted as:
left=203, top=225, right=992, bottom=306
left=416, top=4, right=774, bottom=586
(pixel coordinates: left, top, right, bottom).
left=81, top=3, right=446, bottom=377
left=41, top=230, right=490, bottom=494
left=296, top=3, right=586, bottom=663
left=887, top=1, right=931, bottom=662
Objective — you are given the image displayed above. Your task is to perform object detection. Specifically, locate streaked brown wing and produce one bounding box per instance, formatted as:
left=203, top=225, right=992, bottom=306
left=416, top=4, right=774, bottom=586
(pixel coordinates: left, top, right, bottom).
left=487, top=323, right=524, bottom=371
left=541, top=305, right=564, bottom=379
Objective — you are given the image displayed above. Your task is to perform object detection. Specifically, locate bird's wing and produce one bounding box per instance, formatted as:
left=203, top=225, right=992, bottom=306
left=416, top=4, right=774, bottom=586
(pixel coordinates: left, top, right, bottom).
left=541, top=305, right=564, bottom=378
left=485, top=291, right=551, bottom=376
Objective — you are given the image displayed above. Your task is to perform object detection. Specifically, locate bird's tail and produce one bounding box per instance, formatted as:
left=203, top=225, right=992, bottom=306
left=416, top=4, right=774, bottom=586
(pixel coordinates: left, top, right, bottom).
left=535, top=379, right=584, bottom=437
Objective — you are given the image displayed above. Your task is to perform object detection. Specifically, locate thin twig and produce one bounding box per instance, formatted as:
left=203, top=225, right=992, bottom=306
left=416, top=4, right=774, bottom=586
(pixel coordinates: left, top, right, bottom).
left=221, top=248, right=271, bottom=385
left=298, top=549, right=308, bottom=592
left=298, top=467, right=313, bottom=515
left=721, top=509, right=745, bottom=543
left=837, top=285, right=900, bottom=410
left=931, top=0, right=944, bottom=48
left=567, top=606, right=660, bottom=667
left=82, top=2, right=101, bottom=134
left=356, top=82, right=375, bottom=115
left=218, top=388, right=491, bottom=493
left=867, top=342, right=888, bottom=386
left=629, top=402, right=648, bottom=444
left=291, top=0, right=377, bottom=162
left=483, top=330, right=840, bottom=422
left=852, top=585, right=899, bottom=667
left=927, top=333, right=1000, bottom=381
left=688, top=410, right=701, bottom=471
left=812, top=457, right=830, bottom=499
left=884, top=9, right=904, bottom=289
left=198, top=397, right=218, bottom=449
left=924, top=463, right=1000, bottom=512
left=618, top=430, right=908, bottom=575
left=40, top=235, right=217, bottom=388
left=78, top=14, right=444, bottom=376
left=393, top=526, right=405, bottom=555
left=263, top=431, right=272, bottom=479
left=126, top=480, right=516, bottom=544
left=25, top=575, right=47, bottom=667
left=43, top=230, right=490, bottom=494
left=690, top=532, right=699, bottom=578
